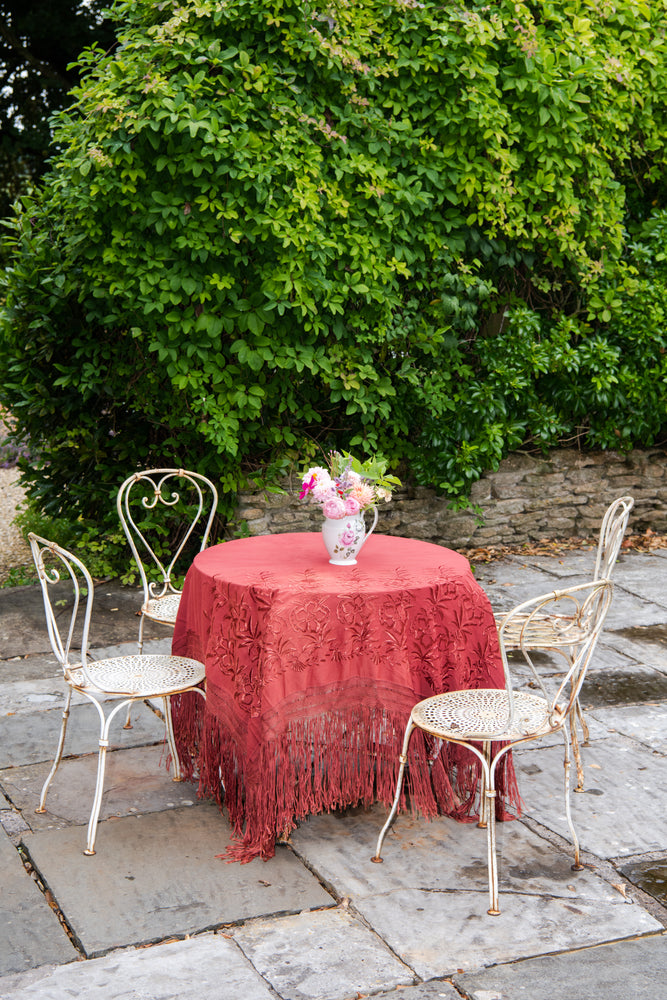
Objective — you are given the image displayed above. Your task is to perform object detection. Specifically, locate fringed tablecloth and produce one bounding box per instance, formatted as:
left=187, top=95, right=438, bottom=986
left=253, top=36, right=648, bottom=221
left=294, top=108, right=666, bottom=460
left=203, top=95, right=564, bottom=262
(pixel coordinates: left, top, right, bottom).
left=171, top=532, right=520, bottom=862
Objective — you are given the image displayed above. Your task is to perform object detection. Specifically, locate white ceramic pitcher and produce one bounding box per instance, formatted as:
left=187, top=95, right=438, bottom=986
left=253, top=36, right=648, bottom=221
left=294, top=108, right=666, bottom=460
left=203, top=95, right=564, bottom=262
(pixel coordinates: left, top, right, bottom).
left=321, top=506, right=378, bottom=565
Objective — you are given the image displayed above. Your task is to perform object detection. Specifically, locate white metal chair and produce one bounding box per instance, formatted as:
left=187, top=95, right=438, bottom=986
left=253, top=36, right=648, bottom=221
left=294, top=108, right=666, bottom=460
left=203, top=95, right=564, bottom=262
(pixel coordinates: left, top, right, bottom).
left=494, top=495, right=633, bottom=789
left=29, top=532, right=206, bottom=856
left=117, top=468, right=218, bottom=655
left=372, top=578, right=614, bottom=916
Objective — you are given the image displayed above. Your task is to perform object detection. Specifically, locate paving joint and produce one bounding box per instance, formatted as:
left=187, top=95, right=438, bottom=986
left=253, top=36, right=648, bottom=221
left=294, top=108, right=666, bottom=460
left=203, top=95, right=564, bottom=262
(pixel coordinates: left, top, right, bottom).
left=16, top=841, right=86, bottom=957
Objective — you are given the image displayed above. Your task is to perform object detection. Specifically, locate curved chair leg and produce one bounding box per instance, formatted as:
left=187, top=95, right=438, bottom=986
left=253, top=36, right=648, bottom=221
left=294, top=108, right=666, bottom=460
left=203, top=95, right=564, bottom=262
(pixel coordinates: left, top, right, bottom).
left=137, top=610, right=146, bottom=657
left=570, top=712, right=585, bottom=793
left=163, top=686, right=207, bottom=783
left=450, top=739, right=499, bottom=915
left=371, top=719, right=415, bottom=863
left=575, top=698, right=590, bottom=746
left=484, top=748, right=504, bottom=916
left=477, top=740, right=491, bottom=829
left=84, top=699, right=131, bottom=856
left=85, top=737, right=109, bottom=856
left=36, top=688, right=73, bottom=814
left=561, top=730, right=583, bottom=872
left=124, top=616, right=148, bottom=730
left=164, top=695, right=182, bottom=781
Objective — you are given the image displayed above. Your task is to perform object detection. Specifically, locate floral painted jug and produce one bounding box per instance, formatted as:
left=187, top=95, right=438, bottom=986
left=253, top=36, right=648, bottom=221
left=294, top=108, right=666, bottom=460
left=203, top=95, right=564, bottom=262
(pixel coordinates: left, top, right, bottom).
left=321, top=506, right=378, bottom=565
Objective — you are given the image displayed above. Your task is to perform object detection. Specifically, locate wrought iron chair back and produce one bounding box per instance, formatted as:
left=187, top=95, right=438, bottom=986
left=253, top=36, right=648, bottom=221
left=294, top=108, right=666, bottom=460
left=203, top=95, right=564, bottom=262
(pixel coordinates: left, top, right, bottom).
left=117, top=467, right=218, bottom=608
left=373, top=578, right=614, bottom=915
left=593, top=495, right=634, bottom=582
left=29, top=533, right=95, bottom=682
left=494, top=494, right=633, bottom=789
left=495, top=579, right=614, bottom=732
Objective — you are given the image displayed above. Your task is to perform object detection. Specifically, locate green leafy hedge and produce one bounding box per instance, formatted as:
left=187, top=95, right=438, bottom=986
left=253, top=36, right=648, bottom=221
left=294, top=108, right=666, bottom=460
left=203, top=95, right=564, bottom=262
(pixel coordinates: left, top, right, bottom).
left=1, top=0, right=666, bottom=570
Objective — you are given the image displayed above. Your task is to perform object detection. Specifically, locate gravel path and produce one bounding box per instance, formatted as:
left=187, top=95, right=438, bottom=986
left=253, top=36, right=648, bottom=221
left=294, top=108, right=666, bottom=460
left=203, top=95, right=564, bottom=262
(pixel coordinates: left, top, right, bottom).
left=0, top=468, right=31, bottom=583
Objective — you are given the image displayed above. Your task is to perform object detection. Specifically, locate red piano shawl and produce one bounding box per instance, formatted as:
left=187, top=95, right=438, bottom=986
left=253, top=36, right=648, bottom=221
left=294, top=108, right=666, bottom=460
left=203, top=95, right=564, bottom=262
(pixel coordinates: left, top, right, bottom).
left=170, top=533, right=520, bottom=862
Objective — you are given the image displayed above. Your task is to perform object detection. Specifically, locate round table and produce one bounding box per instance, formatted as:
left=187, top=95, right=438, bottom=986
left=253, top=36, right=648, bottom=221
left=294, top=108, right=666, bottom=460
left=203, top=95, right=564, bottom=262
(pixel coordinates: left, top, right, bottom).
left=171, top=533, right=518, bottom=861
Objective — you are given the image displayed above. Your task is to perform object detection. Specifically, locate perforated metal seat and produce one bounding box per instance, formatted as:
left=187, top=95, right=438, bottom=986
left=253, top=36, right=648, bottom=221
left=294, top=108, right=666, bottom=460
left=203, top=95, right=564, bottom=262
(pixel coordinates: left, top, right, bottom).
left=66, top=654, right=204, bottom=697
left=143, top=593, right=183, bottom=626
left=29, top=533, right=206, bottom=856
left=411, top=688, right=559, bottom=743
left=372, top=579, right=613, bottom=916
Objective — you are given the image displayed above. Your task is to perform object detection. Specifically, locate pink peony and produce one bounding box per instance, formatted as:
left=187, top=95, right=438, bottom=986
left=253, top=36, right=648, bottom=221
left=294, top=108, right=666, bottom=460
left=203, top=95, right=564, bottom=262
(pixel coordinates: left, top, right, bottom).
left=344, top=496, right=361, bottom=515
left=322, top=497, right=347, bottom=519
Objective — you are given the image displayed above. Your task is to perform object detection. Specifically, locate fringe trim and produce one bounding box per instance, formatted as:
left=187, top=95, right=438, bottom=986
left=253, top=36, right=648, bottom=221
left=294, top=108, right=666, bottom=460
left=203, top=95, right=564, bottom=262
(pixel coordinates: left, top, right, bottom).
left=172, top=693, right=521, bottom=863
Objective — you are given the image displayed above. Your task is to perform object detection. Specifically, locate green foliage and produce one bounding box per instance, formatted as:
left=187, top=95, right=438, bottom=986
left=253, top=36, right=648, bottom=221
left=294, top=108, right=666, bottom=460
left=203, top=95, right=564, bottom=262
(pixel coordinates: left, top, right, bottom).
left=1, top=0, right=666, bottom=570
left=0, top=564, right=38, bottom=589
left=330, top=451, right=402, bottom=494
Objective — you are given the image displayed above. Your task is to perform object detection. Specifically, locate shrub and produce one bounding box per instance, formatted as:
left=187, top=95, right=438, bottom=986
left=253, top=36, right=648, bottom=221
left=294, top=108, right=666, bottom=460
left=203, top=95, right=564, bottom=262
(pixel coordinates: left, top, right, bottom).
left=1, top=0, right=666, bottom=571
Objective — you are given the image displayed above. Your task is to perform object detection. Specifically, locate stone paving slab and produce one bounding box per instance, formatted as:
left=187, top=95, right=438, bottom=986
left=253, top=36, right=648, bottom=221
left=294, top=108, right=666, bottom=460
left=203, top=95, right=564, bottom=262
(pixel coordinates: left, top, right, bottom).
left=0, top=699, right=166, bottom=768
left=515, top=738, right=667, bottom=858
left=507, top=641, right=643, bottom=697
left=505, top=551, right=598, bottom=578
left=0, top=830, right=77, bottom=977
left=453, top=931, right=667, bottom=1000
left=475, top=565, right=584, bottom=616
left=1, top=745, right=199, bottom=832
left=21, top=804, right=334, bottom=956
left=0, top=581, right=171, bottom=660
left=0, top=641, right=178, bottom=717
left=353, top=889, right=660, bottom=980
left=587, top=639, right=648, bottom=672
left=232, top=908, right=414, bottom=1000
left=476, top=551, right=667, bottom=627
left=580, top=665, right=667, bottom=709
left=1, top=654, right=61, bottom=684
left=1, top=639, right=173, bottom=689
left=0, top=677, right=145, bottom=717
left=290, top=805, right=623, bottom=904
left=606, top=628, right=667, bottom=673
left=598, top=590, right=667, bottom=630
left=607, top=556, right=667, bottom=611
left=0, top=678, right=70, bottom=717
left=288, top=807, right=662, bottom=979
left=0, top=678, right=139, bottom=716
left=588, top=702, right=667, bottom=753
left=0, top=933, right=277, bottom=1000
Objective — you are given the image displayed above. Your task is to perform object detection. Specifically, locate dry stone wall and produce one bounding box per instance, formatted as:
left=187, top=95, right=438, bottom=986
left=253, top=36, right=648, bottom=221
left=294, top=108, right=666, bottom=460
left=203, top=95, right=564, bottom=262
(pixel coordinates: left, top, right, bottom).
left=233, top=447, right=667, bottom=551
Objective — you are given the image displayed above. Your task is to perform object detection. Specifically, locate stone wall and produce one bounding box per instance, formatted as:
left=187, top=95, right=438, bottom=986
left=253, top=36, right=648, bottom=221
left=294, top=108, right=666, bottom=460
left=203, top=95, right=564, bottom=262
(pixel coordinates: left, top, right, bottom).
left=233, top=447, right=667, bottom=551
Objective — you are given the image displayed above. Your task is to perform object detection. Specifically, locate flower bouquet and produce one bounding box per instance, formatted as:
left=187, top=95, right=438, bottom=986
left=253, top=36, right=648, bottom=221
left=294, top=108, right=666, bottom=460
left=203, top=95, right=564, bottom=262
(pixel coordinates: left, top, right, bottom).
left=299, top=451, right=402, bottom=519
left=299, top=451, right=401, bottom=565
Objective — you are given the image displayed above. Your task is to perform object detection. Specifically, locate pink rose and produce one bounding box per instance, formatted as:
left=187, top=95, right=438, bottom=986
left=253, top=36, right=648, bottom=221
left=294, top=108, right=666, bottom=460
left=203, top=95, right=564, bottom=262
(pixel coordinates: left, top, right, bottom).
left=344, top=496, right=361, bottom=515
left=340, top=527, right=356, bottom=545
left=322, top=497, right=347, bottom=519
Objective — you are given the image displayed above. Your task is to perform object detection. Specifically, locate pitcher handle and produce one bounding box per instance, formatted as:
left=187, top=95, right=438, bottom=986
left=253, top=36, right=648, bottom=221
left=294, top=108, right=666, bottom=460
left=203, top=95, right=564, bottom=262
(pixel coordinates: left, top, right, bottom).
left=358, top=505, right=378, bottom=553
